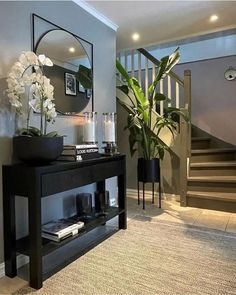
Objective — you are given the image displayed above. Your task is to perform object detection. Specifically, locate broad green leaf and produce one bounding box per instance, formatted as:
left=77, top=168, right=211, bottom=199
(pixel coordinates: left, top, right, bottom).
left=130, top=79, right=148, bottom=107
left=45, top=131, right=58, bottom=137
left=148, top=56, right=169, bottom=94
left=117, top=97, right=136, bottom=115
left=153, top=93, right=166, bottom=102
left=142, top=110, right=149, bottom=124
left=17, top=126, right=42, bottom=137
left=165, top=107, right=189, bottom=122
left=156, top=55, right=169, bottom=81
left=158, top=147, right=165, bottom=160
left=117, top=85, right=129, bottom=95
left=127, top=114, right=142, bottom=130
left=149, top=48, right=180, bottom=95
left=17, top=128, right=31, bottom=136
left=128, top=80, right=149, bottom=124
left=166, top=125, right=175, bottom=138
left=22, top=126, right=42, bottom=136
left=128, top=133, right=137, bottom=157
left=131, top=77, right=141, bottom=88
left=76, top=65, right=92, bottom=89
left=116, top=60, right=130, bottom=85
left=28, top=126, right=42, bottom=135
left=165, top=48, right=180, bottom=74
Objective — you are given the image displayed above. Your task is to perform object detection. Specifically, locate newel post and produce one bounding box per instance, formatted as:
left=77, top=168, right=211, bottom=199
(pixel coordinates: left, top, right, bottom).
left=179, top=70, right=191, bottom=206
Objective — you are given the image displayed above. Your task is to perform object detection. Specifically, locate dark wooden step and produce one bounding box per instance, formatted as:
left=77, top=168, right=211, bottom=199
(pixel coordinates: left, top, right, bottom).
left=191, top=148, right=236, bottom=162
left=190, top=161, right=236, bottom=177
left=191, top=137, right=211, bottom=149
left=186, top=191, right=236, bottom=212
left=188, top=176, right=236, bottom=183
left=188, top=176, right=236, bottom=193
left=187, top=190, right=236, bottom=202
left=190, top=161, right=236, bottom=168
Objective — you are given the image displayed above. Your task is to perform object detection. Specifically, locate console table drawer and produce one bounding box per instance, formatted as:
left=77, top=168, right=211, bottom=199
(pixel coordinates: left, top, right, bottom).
left=42, top=160, right=124, bottom=196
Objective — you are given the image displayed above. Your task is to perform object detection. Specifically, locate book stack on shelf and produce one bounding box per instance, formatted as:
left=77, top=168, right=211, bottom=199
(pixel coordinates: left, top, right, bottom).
left=42, top=219, right=84, bottom=242
left=58, top=144, right=100, bottom=161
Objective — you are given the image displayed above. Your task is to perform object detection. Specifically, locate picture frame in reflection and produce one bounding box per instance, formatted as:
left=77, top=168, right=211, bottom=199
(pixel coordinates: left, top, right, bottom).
left=65, top=72, right=76, bottom=96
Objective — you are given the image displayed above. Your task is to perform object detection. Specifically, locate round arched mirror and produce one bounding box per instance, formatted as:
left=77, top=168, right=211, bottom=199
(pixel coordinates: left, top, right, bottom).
left=36, top=29, right=93, bottom=115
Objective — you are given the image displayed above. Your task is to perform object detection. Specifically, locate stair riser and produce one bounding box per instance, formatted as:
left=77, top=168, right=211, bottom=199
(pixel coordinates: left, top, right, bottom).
left=191, top=152, right=236, bottom=163
left=191, top=141, right=210, bottom=150
left=190, top=167, right=236, bottom=177
left=188, top=182, right=236, bottom=193
left=186, top=197, right=236, bottom=213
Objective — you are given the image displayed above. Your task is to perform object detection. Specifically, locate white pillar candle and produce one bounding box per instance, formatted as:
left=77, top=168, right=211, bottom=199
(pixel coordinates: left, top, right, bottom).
left=104, top=120, right=115, bottom=142
left=84, top=120, right=96, bottom=142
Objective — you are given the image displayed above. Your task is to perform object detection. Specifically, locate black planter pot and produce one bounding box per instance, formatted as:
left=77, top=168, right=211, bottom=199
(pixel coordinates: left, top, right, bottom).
left=13, top=136, right=63, bottom=163
left=137, top=157, right=161, bottom=210
left=137, top=158, right=160, bottom=183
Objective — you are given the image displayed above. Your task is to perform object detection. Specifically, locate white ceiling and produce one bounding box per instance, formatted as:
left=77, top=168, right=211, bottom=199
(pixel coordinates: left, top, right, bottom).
left=88, top=1, right=236, bottom=51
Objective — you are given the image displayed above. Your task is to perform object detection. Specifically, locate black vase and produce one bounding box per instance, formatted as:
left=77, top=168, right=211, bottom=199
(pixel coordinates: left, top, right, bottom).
left=76, top=193, right=93, bottom=219
left=137, top=158, right=160, bottom=182
left=95, top=191, right=110, bottom=213
left=13, top=136, right=63, bottom=163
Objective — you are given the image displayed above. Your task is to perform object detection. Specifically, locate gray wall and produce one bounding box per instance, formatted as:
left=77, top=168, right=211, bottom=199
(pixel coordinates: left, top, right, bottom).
left=175, top=55, right=236, bottom=146
left=0, top=1, right=116, bottom=263
left=117, top=102, right=138, bottom=189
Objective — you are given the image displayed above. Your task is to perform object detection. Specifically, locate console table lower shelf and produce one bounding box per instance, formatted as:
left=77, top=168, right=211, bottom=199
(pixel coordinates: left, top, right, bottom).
left=17, top=207, right=124, bottom=257
left=18, top=207, right=124, bottom=281
left=3, top=155, right=126, bottom=289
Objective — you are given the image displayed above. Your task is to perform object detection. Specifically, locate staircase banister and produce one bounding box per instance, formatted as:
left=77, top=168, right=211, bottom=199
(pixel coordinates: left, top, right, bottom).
left=137, top=48, right=184, bottom=87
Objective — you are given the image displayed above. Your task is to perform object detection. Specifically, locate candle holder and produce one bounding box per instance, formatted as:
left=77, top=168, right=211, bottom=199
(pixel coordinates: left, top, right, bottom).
left=76, top=193, right=93, bottom=220
left=83, top=112, right=97, bottom=144
left=95, top=190, right=110, bottom=217
left=102, top=112, right=118, bottom=155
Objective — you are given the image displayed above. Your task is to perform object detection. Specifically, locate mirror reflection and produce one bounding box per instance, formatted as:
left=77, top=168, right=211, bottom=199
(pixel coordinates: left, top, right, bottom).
left=36, top=29, right=93, bottom=115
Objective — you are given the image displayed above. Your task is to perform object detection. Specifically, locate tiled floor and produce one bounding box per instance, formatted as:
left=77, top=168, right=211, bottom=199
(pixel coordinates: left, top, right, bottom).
left=127, top=193, right=236, bottom=232
left=0, top=276, right=27, bottom=294
left=0, top=193, right=236, bottom=294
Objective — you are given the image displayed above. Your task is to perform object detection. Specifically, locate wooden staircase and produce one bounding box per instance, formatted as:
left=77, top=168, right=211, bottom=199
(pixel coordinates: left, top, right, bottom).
left=116, top=48, right=236, bottom=213
left=186, top=128, right=236, bottom=212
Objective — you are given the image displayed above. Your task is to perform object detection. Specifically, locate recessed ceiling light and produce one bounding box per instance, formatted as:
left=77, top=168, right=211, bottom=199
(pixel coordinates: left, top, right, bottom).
left=210, top=14, right=219, bottom=22
left=69, top=47, right=75, bottom=53
left=132, top=33, right=140, bottom=41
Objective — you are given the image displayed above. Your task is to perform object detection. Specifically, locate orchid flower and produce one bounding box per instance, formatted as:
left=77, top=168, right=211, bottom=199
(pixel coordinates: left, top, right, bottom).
left=6, top=51, right=57, bottom=135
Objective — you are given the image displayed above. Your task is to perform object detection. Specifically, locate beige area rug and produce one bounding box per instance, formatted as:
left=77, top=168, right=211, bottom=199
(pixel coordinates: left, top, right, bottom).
left=15, top=217, right=236, bottom=295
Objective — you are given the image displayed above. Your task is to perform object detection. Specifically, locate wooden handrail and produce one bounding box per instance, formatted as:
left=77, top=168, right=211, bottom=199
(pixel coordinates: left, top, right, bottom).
left=137, top=48, right=184, bottom=87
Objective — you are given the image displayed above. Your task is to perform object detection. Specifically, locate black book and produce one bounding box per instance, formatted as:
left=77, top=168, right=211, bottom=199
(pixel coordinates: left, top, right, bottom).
left=57, top=153, right=101, bottom=162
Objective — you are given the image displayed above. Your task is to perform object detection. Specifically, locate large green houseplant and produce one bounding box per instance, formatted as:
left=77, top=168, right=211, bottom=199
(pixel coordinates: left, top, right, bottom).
left=116, top=48, right=188, bottom=185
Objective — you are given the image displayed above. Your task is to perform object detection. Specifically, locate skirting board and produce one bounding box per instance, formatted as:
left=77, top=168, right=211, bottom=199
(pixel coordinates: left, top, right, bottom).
left=127, top=188, right=180, bottom=201
left=0, top=255, right=29, bottom=278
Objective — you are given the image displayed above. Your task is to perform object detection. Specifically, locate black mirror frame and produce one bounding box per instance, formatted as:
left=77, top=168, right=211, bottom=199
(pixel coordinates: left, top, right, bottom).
left=32, top=13, right=94, bottom=116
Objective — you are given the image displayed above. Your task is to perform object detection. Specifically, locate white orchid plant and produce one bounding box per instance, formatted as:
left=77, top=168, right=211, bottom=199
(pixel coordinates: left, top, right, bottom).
left=6, top=51, right=58, bottom=137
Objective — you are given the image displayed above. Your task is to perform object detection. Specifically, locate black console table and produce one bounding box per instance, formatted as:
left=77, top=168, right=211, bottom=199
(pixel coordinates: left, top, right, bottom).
left=2, top=155, right=126, bottom=289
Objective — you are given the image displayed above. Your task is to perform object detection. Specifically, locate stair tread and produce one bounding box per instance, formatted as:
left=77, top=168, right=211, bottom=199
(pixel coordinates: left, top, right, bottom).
left=188, top=176, right=236, bottom=183
left=187, top=190, right=236, bottom=201
left=191, top=137, right=211, bottom=141
left=191, top=148, right=236, bottom=154
left=190, top=161, right=236, bottom=167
